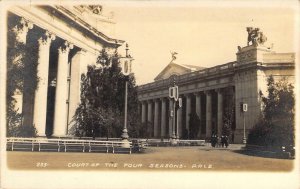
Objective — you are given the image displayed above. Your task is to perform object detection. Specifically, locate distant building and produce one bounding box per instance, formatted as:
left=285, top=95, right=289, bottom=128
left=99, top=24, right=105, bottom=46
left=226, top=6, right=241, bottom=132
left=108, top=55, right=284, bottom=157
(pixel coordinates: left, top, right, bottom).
left=137, top=29, right=295, bottom=143
left=7, top=5, right=124, bottom=137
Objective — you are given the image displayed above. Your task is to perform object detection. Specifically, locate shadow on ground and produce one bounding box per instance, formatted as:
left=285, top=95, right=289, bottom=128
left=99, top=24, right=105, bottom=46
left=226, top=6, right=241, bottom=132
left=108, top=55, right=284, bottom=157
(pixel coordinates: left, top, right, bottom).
left=232, top=149, right=293, bottom=160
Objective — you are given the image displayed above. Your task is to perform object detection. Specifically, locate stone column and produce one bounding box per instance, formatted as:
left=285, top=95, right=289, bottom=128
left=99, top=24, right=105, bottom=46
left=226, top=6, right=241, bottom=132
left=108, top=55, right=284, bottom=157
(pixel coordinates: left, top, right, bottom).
left=68, top=49, right=87, bottom=127
left=160, top=98, right=167, bottom=138
left=168, top=98, right=174, bottom=137
left=185, top=94, right=192, bottom=138
left=53, top=41, right=73, bottom=136
left=147, top=100, right=153, bottom=137
left=195, top=92, right=202, bottom=137
left=33, top=31, right=55, bottom=136
left=154, top=99, right=160, bottom=138
left=141, top=101, right=147, bottom=124
left=12, top=18, right=33, bottom=113
left=205, top=91, right=212, bottom=138
left=217, top=89, right=223, bottom=137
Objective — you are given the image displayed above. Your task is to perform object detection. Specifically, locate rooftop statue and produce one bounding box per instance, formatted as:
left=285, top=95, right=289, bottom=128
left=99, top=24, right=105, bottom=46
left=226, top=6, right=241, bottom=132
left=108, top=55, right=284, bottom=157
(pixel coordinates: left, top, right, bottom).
left=246, top=27, right=267, bottom=46
left=171, top=51, right=178, bottom=62
left=89, top=5, right=103, bottom=15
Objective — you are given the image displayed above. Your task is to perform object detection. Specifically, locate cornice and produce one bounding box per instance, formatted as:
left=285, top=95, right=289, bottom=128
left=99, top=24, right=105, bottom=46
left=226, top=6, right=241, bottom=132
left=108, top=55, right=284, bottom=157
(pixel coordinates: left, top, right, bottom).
left=138, top=61, right=295, bottom=94
left=53, top=5, right=124, bottom=47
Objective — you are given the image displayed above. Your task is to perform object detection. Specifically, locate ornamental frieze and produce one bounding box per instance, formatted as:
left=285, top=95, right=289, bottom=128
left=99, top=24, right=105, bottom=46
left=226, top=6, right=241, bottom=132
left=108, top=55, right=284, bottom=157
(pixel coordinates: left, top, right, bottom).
left=237, top=49, right=257, bottom=63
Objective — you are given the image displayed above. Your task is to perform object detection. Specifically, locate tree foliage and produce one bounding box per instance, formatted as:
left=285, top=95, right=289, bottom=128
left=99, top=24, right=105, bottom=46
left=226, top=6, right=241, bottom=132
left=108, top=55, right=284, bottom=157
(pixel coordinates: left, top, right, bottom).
left=71, top=48, right=141, bottom=139
left=222, top=104, right=235, bottom=137
left=247, top=76, right=295, bottom=147
left=6, top=26, right=38, bottom=137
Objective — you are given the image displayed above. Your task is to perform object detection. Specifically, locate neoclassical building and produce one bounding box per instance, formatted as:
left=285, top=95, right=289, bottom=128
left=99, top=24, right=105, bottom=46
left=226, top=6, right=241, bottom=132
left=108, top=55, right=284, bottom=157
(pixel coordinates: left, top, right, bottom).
left=137, top=29, right=295, bottom=143
left=7, top=5, right=124, bottom=137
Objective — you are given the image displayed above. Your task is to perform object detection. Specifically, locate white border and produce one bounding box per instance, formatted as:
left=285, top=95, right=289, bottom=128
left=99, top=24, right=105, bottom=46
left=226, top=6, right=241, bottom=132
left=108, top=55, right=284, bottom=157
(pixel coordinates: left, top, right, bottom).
left=1, top=1, right=299, bottom=189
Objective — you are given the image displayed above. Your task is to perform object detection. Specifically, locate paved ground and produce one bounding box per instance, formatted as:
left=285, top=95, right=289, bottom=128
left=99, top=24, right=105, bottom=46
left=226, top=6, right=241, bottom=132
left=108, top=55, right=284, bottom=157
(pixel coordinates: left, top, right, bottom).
left=6, top=145, right=293, bottom=171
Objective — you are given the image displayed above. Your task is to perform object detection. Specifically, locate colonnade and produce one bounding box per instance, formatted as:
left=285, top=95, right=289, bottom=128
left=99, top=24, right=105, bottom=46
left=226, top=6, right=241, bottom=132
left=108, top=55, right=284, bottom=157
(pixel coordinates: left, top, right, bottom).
left=140, top=88, right=233, bottom=139
left=11, top=16, right=87, bottom=137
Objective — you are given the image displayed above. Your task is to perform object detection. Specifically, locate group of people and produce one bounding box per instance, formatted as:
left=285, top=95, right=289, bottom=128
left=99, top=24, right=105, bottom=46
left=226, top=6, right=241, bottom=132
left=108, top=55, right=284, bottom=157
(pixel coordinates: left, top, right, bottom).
left=211, top=134, right=229, bottom=148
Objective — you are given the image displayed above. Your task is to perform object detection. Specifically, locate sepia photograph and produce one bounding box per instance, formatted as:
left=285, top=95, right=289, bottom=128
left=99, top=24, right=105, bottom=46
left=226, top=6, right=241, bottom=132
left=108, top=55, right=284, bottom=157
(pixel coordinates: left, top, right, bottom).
left=0, top=0, right=299, bottom=188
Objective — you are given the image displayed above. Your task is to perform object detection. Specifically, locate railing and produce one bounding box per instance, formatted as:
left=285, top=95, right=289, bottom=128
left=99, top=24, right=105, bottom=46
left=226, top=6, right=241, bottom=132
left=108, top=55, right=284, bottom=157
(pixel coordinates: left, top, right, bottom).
left=48, top=136, right=121, bottom=141
left=7, top=137, right=208, bottom=153
left=6, top=137, right=133, bottom=154
left=139, top=139, right=206, bottom=147
left=178, top=140, right=206, bottom=146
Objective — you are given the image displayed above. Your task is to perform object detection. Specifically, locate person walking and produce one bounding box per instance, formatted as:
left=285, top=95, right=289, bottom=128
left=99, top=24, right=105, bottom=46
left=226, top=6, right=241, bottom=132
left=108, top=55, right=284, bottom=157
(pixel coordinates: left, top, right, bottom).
left=225, top=135, right=229, bottom=148
left=221, top=135, right=225, bottom=148
left=211, top=134, right=217, bottom=147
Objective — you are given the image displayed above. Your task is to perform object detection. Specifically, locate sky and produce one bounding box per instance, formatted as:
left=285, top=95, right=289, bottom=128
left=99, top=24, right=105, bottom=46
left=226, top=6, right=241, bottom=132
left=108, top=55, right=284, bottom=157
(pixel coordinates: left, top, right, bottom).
left=103, top=1, right=297, bottom=85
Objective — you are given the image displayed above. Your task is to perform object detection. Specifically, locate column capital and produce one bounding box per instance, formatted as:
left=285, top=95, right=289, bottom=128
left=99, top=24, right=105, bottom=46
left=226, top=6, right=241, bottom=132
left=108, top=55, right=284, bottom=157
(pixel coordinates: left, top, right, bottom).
left=38, top=31, right=56, bottom=46
left=184, top=93, right=192, bottom=98
left=147, top=99, right=153, bottom=103
left=204, top=90, right=211, bottom=95
left=215, top=88, right=223, bottom=93
left=154, top=98, right=160, bottom=103
left=74, top=47, right=87, bottom=55
left=78, top=49, right=87, bottom=54
left=13, top=17, right=34, bottom=35
left=12, top=17, right=34, bottom=43
left=160, top=97, right=167, bottom=101
left=194, top=92, right=202, bottom=96
left=58, top=41, right=74, bottom=54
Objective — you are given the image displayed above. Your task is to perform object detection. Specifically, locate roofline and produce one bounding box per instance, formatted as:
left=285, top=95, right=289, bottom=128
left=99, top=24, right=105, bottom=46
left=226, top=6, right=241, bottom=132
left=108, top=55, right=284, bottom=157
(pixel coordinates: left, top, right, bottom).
left=53, top=5, right=125, bottom=47
left=154, top=61, right=193, bottom=80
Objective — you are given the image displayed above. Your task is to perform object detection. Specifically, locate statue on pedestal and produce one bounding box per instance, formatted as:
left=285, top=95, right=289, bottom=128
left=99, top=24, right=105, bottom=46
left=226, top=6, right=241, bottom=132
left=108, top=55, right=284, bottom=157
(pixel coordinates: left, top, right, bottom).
left=246, top=27, right=267, bottom=46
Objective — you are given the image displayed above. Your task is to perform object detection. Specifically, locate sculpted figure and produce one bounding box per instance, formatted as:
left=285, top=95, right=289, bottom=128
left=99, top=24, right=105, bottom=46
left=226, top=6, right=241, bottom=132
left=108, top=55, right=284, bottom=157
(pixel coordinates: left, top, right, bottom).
left=257, top=32, right=267, bottom=45
left=89, top=5, right=103, bottom=15
left=171, top=51, right=178, bottom=62
left=246, top=27, right=254, bottom=46
left=246, top=27, right=267, bottom=46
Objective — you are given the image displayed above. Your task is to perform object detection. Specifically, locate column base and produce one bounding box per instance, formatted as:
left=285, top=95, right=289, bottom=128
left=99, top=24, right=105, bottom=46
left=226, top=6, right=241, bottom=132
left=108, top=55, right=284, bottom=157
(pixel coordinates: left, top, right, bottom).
left=121, top=128, right=129, bottom=139
left=170, top=138, right=178, bottom=145
left=243, top=137, right=247, bottom=144
left=36, top=134, right=47, bottom=138
left=51, top=134, right=68, bottom=139
left=121, top=139, right=131, bottom=148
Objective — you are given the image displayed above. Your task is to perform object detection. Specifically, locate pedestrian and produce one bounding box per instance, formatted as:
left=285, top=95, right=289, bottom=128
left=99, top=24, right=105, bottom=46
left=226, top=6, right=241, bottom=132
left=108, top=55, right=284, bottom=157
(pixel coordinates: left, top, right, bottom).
left=221, top=135, right=225, bottom=148
left=213, top=135, right=217, bottom=147
left=211, top=134, right=217, bottom=147
left=225, top=135, right=229, bottom=148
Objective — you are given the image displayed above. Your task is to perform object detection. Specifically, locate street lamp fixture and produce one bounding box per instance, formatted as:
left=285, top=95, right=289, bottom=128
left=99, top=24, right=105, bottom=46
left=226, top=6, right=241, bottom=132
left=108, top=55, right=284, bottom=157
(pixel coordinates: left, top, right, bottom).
left=177, top=97, right=182, bottom=140
left=169, top=83, right=180, bottom=145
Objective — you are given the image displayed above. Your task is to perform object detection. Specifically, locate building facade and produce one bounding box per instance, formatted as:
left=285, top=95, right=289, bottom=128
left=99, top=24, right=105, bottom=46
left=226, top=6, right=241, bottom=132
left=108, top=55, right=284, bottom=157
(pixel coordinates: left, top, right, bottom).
left=7, top=5, right=124, bottom=137
left=137, top=30, right=295, bottom=143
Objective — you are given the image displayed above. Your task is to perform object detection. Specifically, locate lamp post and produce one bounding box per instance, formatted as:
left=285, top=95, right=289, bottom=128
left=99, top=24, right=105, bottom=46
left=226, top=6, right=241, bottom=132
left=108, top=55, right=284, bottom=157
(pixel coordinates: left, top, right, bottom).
left=176, top=97, right=182, bottom=140
left=120, top=44, right=134, bottom=147
left=241, top=102, right=247, bottom=144
left=169, top=84, right=179, bottom=145
left=98, top=44, right=133, bottom=147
